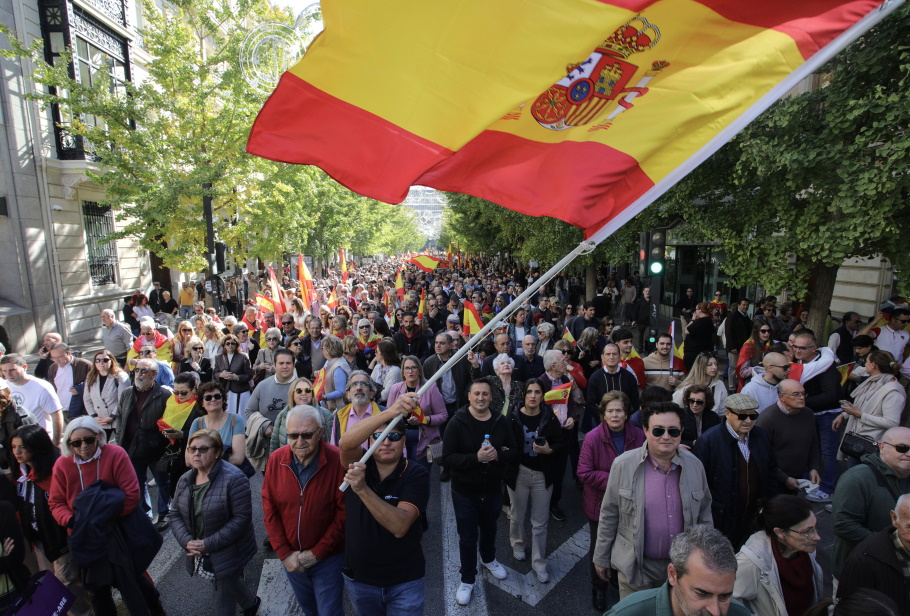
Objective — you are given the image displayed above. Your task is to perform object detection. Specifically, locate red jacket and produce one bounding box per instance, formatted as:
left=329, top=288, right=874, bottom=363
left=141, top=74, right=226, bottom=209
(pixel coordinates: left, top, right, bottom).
left=261, top=443, right=346, bottom=561
left=48, top=443, right=140, bottom=529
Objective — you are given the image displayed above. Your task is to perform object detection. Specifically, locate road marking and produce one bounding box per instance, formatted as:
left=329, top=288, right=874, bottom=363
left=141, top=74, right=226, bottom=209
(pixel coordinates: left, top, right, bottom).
left=259, top=558, right=304, bottom=615
left=442, top=481, right=489, bottom=616
left=485, top=525, right=589, bottom=606
left=147, top=533, right=181, bottom=583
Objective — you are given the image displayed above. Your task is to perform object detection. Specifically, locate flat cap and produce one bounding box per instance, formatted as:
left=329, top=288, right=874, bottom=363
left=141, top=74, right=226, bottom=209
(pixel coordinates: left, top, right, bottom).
left=726, top=393, right=759, bottom=411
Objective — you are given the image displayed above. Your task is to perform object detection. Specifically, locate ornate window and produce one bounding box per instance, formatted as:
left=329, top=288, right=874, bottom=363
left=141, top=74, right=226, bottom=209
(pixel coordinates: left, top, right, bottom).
left=39, top=0, right=131, bottom=160
left=82, top=200, right=119, bottom=286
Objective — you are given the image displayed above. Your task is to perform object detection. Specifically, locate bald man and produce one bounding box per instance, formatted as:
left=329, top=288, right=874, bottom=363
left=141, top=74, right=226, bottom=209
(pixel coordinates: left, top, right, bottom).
left=741, top=353, right=791, bottom=411
left=831, top=426, right=910, bottom=579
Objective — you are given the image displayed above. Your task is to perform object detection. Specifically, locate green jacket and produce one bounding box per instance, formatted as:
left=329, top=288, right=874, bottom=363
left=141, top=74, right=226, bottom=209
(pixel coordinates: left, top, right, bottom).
left=832, top=452, right=910, bottom=577
left=605, top=581, right=750, bottom=616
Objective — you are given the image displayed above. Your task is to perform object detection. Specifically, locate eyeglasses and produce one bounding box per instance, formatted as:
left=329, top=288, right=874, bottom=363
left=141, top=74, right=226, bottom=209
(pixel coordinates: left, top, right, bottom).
left=202, top=393, right=223, bottom=401
left=897, top=318, right=910, bottom=324
left=729, top=412, right=758, bottom=421
left=791, top=345, right=813, bottom=351
left=223, top=341, right=237, bottom=346
left=187, top=446, right=213, bottom=454
left=650, top=427, right=682, bottom=438
left=881, top=441, right=910, bottom=454
left=560, top=350, right=570, bottom=355
left=403, top=366, right=419, bottom=371
left=174, top=389, right=192, bottom=396
left=68, top=436, right=97, bottom=448
left=94, top=357, right=111, bottom=364
left=686, top=399, right=706, bottom=406
left=372, top=432, right=405, bottom=442
left=759, top=329, right=771, bottom=334
left=137, top=368, right=153, bottom=375
left=266, top=337, right=281, bottom=342
left=781, top=392, right=807, bottom=398
left=603, top=322, right=614, bottom=327
left=785, top=527, right=819, bottom=539
left=295, top=387, right=313, bottom=395
left=290, top=341, right=301, bottom=346
left=287, top=431, right=319, bottom=441
left=769, top=364, right=790, bottom=370
left=192, top=346, right=204, bottom=351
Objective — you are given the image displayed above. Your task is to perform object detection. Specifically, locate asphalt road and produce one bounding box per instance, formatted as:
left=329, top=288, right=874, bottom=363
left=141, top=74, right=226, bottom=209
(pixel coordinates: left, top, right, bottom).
left=134, top=451, right=837, bottom=616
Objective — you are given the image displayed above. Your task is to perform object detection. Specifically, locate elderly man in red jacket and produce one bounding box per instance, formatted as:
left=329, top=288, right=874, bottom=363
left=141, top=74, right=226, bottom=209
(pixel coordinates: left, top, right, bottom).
left=262, top=405, right=346, bottom=615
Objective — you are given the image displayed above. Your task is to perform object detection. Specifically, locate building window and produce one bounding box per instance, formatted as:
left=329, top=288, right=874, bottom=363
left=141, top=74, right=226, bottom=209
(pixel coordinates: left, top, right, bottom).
left=82, top=201, right=119, bottom=286
left=39, top=0, right=131, bottom=160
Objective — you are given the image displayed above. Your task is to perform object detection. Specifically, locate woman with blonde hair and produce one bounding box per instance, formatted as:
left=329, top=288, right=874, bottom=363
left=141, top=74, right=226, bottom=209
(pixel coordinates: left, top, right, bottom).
left=172, top=320, right=196, bottom=365
left=202, top=322, right=224, bottom=361
left=320, top=335, right=352, bottom=412
left=177, top=336, right=214, bottom=383
left=290, top=297, right=309, bottom=328
left=269, top=377, right=333, bottom=454
left=213, top=335, right=253, bottom=415
left=672, top=352, right=727, bottom=416
left=356, top=318, right=381, bottom=362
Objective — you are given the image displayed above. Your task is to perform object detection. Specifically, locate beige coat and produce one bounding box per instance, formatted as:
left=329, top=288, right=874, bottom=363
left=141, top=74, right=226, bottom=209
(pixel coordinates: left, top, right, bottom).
left=593, top=444, right=712, bottom=586
left=837, top=373, right=905, bottom=460
left=734, top=531, right=822, bottom=616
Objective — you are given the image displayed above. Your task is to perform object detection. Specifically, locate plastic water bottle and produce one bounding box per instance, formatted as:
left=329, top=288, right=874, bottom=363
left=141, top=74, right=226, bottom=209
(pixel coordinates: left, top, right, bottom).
left=481, top=434, right=492, bottom=463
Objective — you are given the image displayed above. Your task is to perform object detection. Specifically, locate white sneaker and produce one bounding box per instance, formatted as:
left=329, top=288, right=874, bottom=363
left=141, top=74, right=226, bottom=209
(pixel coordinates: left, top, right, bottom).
left=482, top=559, right=507, bottom=580
left=512, top=549, right=526, bottom=561
left=455, top=583, right=474, bottom=605
left=806, top=490, right=832, bottom=503
left=535, top=569, right=550, bottom=583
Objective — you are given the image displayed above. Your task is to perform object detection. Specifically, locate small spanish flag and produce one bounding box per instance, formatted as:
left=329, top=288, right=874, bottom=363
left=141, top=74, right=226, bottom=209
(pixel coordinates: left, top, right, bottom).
left=254, top=293, right=275, bottom=313
left=411, top=403, right=426, bottom=424
left=268, top=267, right=285, bottom=317
left=544, top=381, right=572, bottom=404
left=395, top=268, right=405, bottom=301
left=562, top=327, right=577, bottom=347
left=340, top=249, right=349, bottom=282
left=327, top=288, right=338, bottom=310
left=382, top=289, right=392, bottom=317
left=313, top=368, right=326, bottom=402
left=417, top=288, right=426, bottom=321
left=407, top=255, right=443, bottom=273
left=462, top=300, right=483, bottom=336
left=837, top=363, right=855, bottom=386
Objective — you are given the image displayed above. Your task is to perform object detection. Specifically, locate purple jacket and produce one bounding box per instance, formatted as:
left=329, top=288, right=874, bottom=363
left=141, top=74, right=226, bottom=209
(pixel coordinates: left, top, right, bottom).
left=386, top=381, right=447, bottom=459
left=577, top=422, right=646, bottom=521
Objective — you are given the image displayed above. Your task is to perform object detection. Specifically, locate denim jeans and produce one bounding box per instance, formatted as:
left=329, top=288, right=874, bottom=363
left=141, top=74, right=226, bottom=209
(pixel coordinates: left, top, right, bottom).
left=343, top=575, right=424, bottom=616
left=132, top=461, right=170, bottom=517
left=451, top=489, right=502, bottom=584
left=815, top=412, right=841, bottom=494
left=285, top=552, right=344, bottom=616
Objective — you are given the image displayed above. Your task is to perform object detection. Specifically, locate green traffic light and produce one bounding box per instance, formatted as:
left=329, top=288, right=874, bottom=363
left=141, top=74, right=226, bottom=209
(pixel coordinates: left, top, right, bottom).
left=650, top=262, right=663, bottom=274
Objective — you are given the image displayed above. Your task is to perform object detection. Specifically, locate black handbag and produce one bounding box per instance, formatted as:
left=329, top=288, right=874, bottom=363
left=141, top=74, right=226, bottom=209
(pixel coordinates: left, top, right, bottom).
left=840, top=431, right=878, bottom=459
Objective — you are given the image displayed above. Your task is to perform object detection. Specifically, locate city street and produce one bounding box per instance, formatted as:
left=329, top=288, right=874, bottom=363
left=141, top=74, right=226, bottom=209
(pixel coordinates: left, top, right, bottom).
left=139, top=452, right=836, bottom=616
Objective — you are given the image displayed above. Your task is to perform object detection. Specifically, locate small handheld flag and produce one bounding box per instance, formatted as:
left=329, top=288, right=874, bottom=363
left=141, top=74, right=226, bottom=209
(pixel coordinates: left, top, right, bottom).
left=417, top=288, right=426, bottom=321
left=462, top=300, right=483, bottom=336
left=836, top=363, right=855, bottom=386
left=562, top=327, right=577, bottom=347
left=313, top=368, right=326, bottom=402
left=544, top=382, right=572, bottom=404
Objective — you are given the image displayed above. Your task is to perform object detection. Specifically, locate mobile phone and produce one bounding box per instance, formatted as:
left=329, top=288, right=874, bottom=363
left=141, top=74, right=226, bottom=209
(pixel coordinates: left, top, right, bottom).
left=534, top=437, right=547, bottom=447
left=839, top=400, right=850, bottom=406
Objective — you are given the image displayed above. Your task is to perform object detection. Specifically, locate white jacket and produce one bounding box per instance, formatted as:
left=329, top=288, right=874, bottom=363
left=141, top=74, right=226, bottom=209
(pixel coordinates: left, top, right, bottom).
left=84, top=371, right=130, bottom=427
left=740, top=369, right=779, bottom=412
left=734, top=531, right=823, bottom=616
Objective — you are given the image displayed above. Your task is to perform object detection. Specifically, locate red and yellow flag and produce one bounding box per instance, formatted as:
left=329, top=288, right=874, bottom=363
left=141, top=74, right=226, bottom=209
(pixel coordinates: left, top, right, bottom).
left=562, top=327, right=577, bottom=347
left=837, top=363, right=855, bottom=386
left=395, top=268, right=405, bottom=301
left=313, top=368, right=327, bottom=402
left=327, top=287, right=339, bottom=311
left=544, top=381, right=572, bottom=405
left=268, top=267, right=285, bottom=317
left=621, top=348, right=647, bottom=391
left=254, top=293, right=275, bottom=313
left=382, top=288, right=392, bottom=317
left=298, top=254, right=315, bottom=308
left=462, top=300, right=483, bottom=336
left=417, top=288, right=426, bottom=321
left=247, top=0, right=889, bottom=240
left=340, top=248, right=349, bottom=282
left=407, top=255, right=443, bottom=273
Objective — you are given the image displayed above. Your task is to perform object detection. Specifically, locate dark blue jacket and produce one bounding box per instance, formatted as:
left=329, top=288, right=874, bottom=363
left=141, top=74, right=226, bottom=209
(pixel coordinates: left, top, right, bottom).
left=693, top=423, right=779, bottom=544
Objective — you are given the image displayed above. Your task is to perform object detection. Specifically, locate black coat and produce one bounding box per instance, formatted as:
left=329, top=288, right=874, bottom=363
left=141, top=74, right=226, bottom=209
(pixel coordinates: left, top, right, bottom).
left=115, top=383, right=171, bottom=465
left=393, top=329, right=431, bottom=360
left=18, top=474, right=69, bottom=562
left=693, top=423, right=779, bottom=545
left=505, top=405, right=565, bottom=489
left=625, top=297, right=650, bottom=325
left=837, top=528, right=910, bottom=615
left=584, top=368, right=640, bottom=430
left=802, top=355, right=842, bottom=413
left=726, top=310, right=752, bottom=352
left=213, top=352, right=253, bottom=394
left=0, top=500, right=27, bottom=591
left=441, top=408, right=519, bottom=498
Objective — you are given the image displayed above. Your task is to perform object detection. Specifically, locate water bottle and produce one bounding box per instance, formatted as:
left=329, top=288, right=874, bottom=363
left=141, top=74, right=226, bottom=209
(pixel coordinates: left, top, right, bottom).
left=481, top=434, right=492, bottom=463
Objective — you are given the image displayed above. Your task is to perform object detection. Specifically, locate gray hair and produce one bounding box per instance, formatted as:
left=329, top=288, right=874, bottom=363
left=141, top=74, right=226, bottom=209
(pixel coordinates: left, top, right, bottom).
left=543, top=349, right=563, bottom=371
left=345, top=370, right=377, bottom=394
left=492, top=353, right=515, bottom=372
left=223, top=316, right=237, bottom=326
left=669, top=525, right=737, bottom=578
left=136, top=358, right=159, bottom=372
left=286, top=405, right=325, bottom=434
left=266, top=327, right=282, bottom=340
left=101, top=309, right=115, bottom=318
left=537, top=322, right=555, bottom=339
left=138, top=317, right=156, bottom=329
left=60, top=416, right=107, bottom=456
left=50, top=342, right=71, bottom=353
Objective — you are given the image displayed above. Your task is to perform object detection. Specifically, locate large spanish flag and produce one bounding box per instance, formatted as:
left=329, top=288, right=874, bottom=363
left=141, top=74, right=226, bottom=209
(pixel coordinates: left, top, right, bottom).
left=247, top=0, right=894, bottom=238
left=407, top=255, right=443, bottom=273
left=462, top=301, right=483, bottom=336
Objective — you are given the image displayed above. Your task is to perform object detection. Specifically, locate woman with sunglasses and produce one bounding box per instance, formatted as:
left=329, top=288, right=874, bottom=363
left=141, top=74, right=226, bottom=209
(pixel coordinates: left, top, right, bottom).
left=169, top=429, right=260, bottom=616
left=505, top=379, right=564, bottom=584
left=736, top=323, right=774, bottom=392
left=157, top=373, right=201, bottom=502
left=84, top=350, right=129, bottom=439
left=356, top=318, right=381, bottom=362
left=595, top=318, right=615, bottom=356
left=677, top=384, right=719, bottom=448
left=833, top=350, right=906, bottom=466
left=49, top=416, right=166, bottom=615
left=125, top=317, right=172, bottom=369
left=734, top=495, right=822, bottom=616
left=253, top=327, right=284, bottom=383
left=12, top=424, right=91, bottom=615
left=535, top=322, right=556, bottom=355
left=178, top=336, right=214, bottom=383
left=214, top=335, right=253, bottom=415
left=189, top=383, right=247, bottom=468
left=577, top=391, right=644, bottom=611
left=672, top=352, right=727, bottom=416
left=269, top=378, right=332, bottom=454
left=172, top=320, right=196, bottom=365
left=556, top=304, right=573, bottom=334
left=386, top=355, right=446, bottom=467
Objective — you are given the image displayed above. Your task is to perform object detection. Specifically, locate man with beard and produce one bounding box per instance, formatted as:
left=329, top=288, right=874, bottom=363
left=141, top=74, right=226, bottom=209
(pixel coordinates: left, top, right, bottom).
left=393, top=312, right=431, bottom=361
left=604, top=525, right=750, bottom=615
left=329, top=371, right=383, bottom=447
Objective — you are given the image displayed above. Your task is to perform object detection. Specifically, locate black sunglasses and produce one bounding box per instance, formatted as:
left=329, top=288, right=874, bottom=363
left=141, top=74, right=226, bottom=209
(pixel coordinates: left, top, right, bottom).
left=223, top=341, right=237, bottom=346
left=295, top=387, right=313, bottom=395
left=372, top=432, right=405, bottom=442
left=650, top=427, right=682, bottom=438
left=187, top=445, right=212, bottom=454
left=68, top=436, right=97, bottom=448
left=203, top=393, right=223, bottom=401
left=882, top=441, right=910, bottom=454
left=287, top=431, right=319, bottom=440
left=266, top=337, right=281, bottom=342
left=729, top=411, right=758, bottom=421
left=94, top=357, right=111, bottom=364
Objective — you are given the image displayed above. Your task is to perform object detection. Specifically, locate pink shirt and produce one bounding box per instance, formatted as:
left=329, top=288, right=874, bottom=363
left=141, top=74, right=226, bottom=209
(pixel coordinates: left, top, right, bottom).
left=642, top=453, right=683, bottom=560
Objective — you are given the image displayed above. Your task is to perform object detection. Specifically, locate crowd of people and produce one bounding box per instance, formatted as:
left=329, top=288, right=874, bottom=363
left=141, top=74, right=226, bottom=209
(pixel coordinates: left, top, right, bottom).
left=0, top=254, right=909, bottom=616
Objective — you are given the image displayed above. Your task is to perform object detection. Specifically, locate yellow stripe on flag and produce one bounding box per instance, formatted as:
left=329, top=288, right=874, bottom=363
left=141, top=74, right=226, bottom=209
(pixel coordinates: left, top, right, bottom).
left=544, top=382, right=572, bottom=404
left=462, top=300, right=483, bottom=336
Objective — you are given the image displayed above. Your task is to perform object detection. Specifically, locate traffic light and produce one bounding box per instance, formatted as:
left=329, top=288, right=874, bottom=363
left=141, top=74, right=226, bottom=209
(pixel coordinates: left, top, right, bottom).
left=639, top=231, right=650, bottom=278
left=648, top=229, right=666, bottom=275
